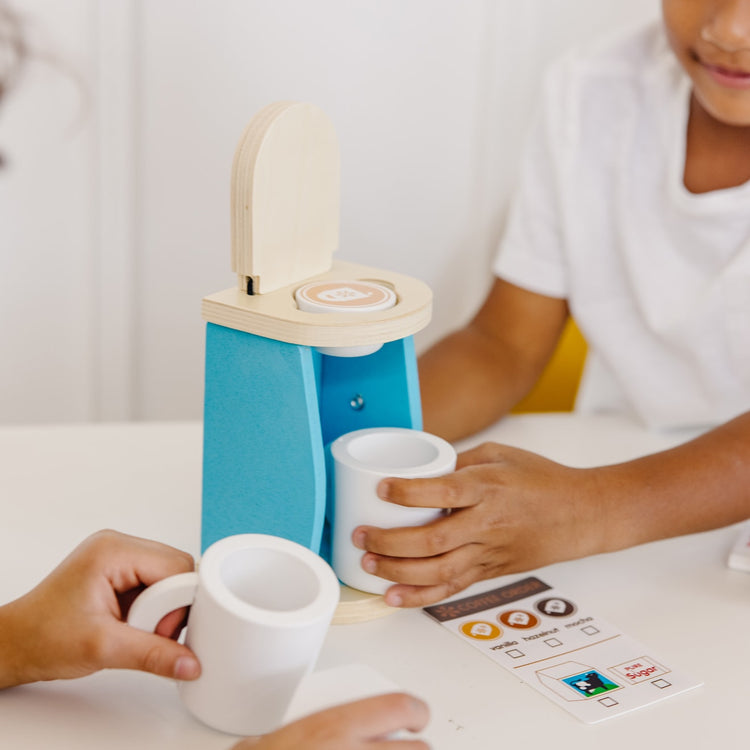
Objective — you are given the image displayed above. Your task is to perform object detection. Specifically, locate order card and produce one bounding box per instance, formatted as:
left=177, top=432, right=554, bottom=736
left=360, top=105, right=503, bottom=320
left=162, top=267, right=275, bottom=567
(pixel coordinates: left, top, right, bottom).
left=423, top=576, right=702, bottom=724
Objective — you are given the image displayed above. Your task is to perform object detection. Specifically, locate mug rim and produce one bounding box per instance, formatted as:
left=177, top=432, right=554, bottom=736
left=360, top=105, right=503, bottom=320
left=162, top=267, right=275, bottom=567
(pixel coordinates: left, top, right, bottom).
left=330, top=426, right=456, bottom=477
left=199, top=534, right=340, bottom=626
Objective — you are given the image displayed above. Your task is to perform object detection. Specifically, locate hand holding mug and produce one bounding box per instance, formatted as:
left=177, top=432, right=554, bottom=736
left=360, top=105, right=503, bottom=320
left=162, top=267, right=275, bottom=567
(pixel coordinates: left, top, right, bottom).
left=0, top=530, right=199, bottom=690
left=128, top=533, right=340, bottom=735
left=330, top=427, right=456, bottom=594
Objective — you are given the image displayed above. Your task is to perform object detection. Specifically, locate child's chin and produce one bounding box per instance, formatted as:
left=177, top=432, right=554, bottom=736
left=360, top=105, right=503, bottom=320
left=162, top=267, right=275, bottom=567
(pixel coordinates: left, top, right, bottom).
left=694, top=87, right=750, bottom=128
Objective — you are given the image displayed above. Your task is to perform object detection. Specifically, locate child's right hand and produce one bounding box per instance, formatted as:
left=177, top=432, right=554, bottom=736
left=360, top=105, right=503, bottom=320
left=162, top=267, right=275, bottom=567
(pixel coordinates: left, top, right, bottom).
left=0, top=529, right=200, bottom=689
left=231, top=693, right=430, bottom=749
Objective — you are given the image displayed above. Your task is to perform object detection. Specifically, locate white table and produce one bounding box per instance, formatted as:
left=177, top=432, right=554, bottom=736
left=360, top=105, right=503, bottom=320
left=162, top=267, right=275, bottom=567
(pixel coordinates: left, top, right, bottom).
left=1, top=414, right=748, bottom=749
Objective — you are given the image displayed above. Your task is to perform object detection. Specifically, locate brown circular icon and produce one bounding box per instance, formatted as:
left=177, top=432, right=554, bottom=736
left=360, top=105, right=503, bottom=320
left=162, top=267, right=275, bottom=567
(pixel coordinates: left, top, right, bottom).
left=534, top=597, right=577, bottom=617
left=497, top=609, right=540, bottom=629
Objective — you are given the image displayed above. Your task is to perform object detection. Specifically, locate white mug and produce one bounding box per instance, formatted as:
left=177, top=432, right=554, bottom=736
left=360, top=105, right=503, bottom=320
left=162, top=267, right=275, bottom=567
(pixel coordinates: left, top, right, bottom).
left=330, top=427, right=456, bottom=594
left=127, top=534, right=340, bottom=735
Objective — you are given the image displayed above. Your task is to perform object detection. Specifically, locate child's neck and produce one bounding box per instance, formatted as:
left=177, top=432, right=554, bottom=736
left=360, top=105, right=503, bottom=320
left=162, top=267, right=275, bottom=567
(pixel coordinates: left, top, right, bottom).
left=684, top=94, right=750, bottom=194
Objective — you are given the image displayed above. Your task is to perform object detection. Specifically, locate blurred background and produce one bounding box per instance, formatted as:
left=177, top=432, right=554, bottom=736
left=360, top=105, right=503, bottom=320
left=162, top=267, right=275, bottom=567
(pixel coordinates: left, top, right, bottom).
left=0, top=0, right=657, bottom=424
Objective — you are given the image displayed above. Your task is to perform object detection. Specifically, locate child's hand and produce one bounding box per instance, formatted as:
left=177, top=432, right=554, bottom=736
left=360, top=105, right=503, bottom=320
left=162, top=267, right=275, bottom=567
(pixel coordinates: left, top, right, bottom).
left=0, top=530, right=201, bottom=689
left=352, top=443, right=603, bottom=608
left=231, top=693, right=430, bottom=749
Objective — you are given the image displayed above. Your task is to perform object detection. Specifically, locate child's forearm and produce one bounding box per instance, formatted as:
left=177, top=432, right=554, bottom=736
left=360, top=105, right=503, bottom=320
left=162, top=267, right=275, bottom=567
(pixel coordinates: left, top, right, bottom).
left=593, top=410, right=750, bottom=552
left=419, top=279, right=570, bottom=443
left=418, top=327, right=524, bottom=441
left=0, top=600, right=28, bottom=690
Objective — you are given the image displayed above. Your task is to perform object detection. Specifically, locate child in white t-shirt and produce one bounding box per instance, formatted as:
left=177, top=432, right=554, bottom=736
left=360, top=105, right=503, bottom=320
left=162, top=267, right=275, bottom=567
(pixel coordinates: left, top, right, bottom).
left=352, top=0, right=750, bottom=608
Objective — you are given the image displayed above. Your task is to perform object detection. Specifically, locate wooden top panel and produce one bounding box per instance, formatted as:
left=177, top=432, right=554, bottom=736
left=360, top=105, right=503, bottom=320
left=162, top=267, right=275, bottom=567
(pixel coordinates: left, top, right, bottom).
left=202, top=260, right=432, bottom=346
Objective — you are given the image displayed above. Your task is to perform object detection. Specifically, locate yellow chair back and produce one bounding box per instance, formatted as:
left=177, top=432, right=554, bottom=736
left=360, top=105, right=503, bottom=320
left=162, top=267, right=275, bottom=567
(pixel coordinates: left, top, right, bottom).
left=511, top=317, right=587, bottom=413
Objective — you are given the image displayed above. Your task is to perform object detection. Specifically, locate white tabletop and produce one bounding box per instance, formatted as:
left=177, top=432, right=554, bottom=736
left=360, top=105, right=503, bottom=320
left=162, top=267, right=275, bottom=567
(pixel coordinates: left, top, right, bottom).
left=1, top=414, right=748, bottom=749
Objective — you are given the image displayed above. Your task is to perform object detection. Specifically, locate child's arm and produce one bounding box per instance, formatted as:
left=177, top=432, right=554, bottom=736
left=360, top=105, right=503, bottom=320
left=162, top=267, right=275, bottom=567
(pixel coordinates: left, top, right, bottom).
left=419, top=278, right=569, bottom=442
left=231, top=693, right=430, bottom=749
left=0, top=530, right=201, bottom=689
left=352, top=410, right=750, bottom=608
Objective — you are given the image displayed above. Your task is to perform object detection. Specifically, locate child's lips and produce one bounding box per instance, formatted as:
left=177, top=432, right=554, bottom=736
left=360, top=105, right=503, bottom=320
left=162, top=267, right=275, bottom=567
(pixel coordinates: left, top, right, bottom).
left=701, top=60, right=750, bottom=89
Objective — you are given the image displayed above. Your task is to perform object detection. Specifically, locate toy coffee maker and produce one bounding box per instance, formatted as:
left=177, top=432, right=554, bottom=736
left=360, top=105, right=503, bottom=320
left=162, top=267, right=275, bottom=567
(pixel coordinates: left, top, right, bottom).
left=200, top=102, right=432, bottom=620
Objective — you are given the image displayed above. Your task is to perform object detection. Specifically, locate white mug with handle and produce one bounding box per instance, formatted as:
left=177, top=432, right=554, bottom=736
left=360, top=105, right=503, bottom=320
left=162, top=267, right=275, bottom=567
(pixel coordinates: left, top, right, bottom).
left=127, top=533, right=340, bottom=736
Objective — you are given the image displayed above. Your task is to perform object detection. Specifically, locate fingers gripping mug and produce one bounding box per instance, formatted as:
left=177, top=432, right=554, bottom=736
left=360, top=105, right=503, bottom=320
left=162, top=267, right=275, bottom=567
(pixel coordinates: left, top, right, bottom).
left=127, top=534, right=340, bottom=735
left=330, top=427, right=457, bottom=594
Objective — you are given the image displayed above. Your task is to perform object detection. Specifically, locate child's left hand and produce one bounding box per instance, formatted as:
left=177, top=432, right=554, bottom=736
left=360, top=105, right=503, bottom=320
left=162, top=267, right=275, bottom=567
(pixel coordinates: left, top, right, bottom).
left=0, top=530, right=201, bottom=689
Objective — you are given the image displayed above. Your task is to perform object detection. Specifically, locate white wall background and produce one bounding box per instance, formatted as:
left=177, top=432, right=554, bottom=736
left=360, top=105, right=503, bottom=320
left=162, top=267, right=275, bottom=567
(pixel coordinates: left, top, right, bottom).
left=0, top=0, right=658, bottom=424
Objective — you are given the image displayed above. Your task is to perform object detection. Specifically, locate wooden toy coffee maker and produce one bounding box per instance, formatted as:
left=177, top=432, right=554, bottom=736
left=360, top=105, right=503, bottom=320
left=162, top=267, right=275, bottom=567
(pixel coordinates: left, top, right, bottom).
left=201, top=102, right=432, bottom=622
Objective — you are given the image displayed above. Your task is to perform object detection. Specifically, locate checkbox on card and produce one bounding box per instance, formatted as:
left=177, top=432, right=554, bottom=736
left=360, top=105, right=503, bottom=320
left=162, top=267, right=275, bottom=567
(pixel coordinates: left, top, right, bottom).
left=652, top=679, right=672, bottom=689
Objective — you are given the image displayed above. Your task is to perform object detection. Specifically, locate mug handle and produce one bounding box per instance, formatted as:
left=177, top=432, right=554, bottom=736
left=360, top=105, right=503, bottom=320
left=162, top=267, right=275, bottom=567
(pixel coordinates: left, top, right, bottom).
left=127, top=571, right=200, bottom=632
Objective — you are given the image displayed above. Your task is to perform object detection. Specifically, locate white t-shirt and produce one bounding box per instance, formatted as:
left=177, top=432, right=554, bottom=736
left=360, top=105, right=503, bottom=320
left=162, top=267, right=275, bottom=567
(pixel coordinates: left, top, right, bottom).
left=494, top=21, right=750, bottom=431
